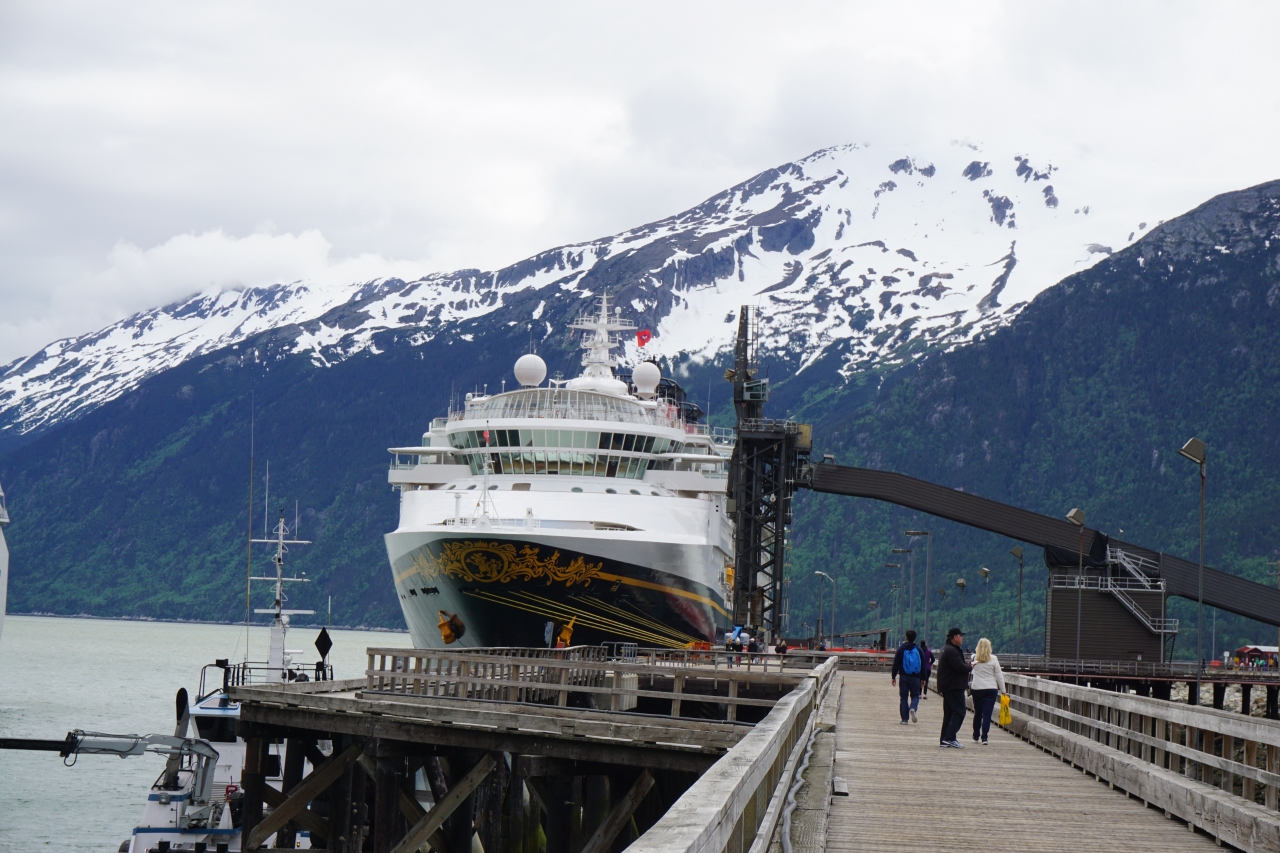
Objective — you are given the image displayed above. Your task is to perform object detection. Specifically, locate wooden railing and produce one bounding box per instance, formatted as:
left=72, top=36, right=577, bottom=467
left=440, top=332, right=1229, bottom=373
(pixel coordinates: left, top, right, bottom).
left=365, top=646, right=805, bottom=719
left=1004, top=673, right=1280, bottom=849
left=628, top=657, right=839, bottom=853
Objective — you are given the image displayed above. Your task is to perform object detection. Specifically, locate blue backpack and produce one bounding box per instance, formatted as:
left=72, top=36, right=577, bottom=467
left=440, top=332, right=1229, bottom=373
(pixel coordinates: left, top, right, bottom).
left=902, top=646, right=921, bottom=675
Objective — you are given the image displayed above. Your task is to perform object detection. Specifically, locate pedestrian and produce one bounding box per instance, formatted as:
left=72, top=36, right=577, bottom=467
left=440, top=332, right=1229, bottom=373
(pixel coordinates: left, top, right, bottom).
left=969, top=637, right=1006, bottom=744
left=937, top=627, right=972, bottom=748
left=919, top=640, right=933, bottom=700
left=774, top=637, right=788, bottom=655
left=890, top=629, right=923, bottom=725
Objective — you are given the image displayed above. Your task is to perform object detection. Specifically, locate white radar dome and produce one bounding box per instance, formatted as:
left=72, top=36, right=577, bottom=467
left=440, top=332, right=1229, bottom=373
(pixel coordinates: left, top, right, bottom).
left=633, top=361, right=661, bottom=399
left=514, top=353, right=547, bottom=387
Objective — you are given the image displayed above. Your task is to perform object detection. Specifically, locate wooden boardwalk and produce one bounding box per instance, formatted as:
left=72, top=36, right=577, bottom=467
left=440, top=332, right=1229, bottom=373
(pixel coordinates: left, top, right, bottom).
left=826, top=672, right=1221, bottom=852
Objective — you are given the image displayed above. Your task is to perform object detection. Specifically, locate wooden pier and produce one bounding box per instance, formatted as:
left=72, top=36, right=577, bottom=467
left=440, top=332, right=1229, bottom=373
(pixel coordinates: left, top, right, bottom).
left=217, top=648, right=1280, bottom=853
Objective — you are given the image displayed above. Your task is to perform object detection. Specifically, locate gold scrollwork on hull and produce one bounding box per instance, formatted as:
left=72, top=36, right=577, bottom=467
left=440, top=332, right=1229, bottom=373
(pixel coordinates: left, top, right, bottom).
left=409, top=540, right=604, bottom=587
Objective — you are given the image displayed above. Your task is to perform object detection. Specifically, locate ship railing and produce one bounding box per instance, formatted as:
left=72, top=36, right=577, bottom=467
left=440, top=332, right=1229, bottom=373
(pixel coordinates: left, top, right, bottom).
left=453, top=388, right=688, bottom=429
left=199, top=660, right=334, bottom=699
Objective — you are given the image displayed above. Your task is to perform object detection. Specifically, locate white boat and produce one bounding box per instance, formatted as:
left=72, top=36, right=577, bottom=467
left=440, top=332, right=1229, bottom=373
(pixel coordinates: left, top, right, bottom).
left=384, top=295, right=736, bottom=650
left=116, top=512, right=331, bottom=852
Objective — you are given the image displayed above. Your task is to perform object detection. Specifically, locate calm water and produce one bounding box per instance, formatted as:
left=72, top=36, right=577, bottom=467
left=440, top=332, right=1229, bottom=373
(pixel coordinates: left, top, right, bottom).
left=0, top=615, right=412, bottom=851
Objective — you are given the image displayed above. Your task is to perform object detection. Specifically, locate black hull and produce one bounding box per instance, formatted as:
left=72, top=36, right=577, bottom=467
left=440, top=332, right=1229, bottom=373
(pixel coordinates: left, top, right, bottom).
left=387, top=534, right=727, bottom=649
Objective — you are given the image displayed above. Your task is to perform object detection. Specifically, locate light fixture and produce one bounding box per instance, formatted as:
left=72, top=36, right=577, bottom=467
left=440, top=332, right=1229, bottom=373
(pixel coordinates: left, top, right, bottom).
left=1178, top=437, right=1206, bottom=466
left=1065, top=507, right=1085, bottom=527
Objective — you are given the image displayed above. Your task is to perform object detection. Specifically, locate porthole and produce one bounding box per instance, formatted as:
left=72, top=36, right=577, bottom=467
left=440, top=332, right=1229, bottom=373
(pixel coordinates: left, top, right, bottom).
left=467, top=484, right=477, bottom=490
left=650, top=491, right=659, bottom=496
left=605, top=488, right=617, bottom=494
left=488, top=484, right=498, bottom=490
left=571, top=487, right=584, bottom=493
left=629, top=489, right=641, bottom=495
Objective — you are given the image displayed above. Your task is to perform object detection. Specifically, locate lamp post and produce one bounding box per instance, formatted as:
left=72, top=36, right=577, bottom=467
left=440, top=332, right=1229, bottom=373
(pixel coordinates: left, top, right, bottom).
left=1178, top=436, right=1207, bottom=702
left=956, top=577, right=967, bottom=635
left=885, top=563, right=903, bottom=635
left=890, top=583, right=902, bottom=637
left=905, top=530, right=932, bottom=644
left=1009, top=546, right=1025, bottom=659
left=815, top=571, right=836, bottom=648
left=896, top=545, right=916, bottom=625
left=1066, top=507, right=1086, bottom=684
left=815, top=576, right=824, bottom=646
left=978, top=567, right=991, bottom=638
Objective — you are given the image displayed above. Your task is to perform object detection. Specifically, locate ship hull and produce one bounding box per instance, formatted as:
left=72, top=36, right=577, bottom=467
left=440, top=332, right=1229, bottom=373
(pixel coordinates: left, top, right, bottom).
left=385, top=529, right=728, bottom=649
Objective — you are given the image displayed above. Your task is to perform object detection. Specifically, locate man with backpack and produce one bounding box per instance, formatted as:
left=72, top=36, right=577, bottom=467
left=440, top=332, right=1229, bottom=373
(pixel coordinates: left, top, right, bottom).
left=891, top=629, right=923, bottom=724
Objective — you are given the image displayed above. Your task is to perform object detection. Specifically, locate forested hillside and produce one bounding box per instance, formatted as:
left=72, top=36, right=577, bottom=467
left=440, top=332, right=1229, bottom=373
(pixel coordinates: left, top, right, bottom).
left=1, top=181, right=1277, bottom=660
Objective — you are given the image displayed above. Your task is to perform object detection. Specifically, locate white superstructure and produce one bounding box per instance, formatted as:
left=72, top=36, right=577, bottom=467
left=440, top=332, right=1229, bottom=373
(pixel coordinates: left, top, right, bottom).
left=385, top=296, right=736, bottom=649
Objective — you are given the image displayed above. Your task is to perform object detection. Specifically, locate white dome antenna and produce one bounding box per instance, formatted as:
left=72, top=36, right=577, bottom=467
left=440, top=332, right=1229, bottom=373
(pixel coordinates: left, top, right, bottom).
left=632, top=361, right=661, bottom=399
left=514, top=353, right=547, bottom=387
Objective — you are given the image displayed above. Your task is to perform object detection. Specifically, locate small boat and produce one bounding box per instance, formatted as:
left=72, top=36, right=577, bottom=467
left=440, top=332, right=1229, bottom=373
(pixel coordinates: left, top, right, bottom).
left=118, top=510, right=334, bottom=851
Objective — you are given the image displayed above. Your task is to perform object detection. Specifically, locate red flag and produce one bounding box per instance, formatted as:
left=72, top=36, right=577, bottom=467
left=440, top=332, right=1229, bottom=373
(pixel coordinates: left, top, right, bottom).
left=636, top=329, right=652, bottom=347
left=483, top=429, right=490, bottom=443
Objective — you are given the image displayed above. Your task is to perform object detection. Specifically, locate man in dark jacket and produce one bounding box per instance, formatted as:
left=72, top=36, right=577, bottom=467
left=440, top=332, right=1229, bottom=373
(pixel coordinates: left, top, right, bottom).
left=936, top=627, right=972, bottom=748
left=890, top=629, right=922, bottom=724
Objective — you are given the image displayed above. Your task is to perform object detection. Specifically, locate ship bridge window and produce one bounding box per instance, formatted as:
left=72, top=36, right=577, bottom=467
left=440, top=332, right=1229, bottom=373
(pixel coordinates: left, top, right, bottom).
left=194, top=715, right=237, bottom=743
left=450, top=430, right=692, bottom=480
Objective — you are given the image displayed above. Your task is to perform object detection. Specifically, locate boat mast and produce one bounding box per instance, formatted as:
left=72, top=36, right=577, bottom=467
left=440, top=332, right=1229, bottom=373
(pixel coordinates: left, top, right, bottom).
left=250, top=510, right=313, bottom=682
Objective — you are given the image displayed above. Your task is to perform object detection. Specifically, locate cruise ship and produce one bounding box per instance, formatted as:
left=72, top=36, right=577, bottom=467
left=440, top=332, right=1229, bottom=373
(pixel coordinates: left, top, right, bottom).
left=384, top=296, right=735, bottom=649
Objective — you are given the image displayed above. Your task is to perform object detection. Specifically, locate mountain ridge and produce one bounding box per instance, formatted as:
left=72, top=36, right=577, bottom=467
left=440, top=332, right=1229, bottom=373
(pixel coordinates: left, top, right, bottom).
left=0, top=142, right=1139, bottom=451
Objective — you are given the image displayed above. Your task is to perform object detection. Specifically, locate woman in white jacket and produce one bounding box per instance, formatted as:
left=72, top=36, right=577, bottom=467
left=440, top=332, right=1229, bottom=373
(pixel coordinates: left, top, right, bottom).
left=969, top=638, right=1006, bottom=744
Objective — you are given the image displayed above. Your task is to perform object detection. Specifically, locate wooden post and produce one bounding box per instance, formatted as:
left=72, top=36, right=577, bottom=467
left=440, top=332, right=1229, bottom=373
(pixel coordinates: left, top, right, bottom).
left=1268, top=744, right=1278, bottom=810
left=506, top=770, right=526, bottom=853
left=1213, top=682, right=1226, bottom=711
left=1221, top=735, right=1233, bottom=793
left=727, top=680, right=738, bottom=722
left=349, top=754, right=369, bottom=853
left=1241, top=683, right=1253, bottom=716
left=329, top=744, right=356, bottom=853
left=275, top=738, right=309, bottom=848
left=582, top=774, right=610, bottom=844
left=671, top=675, right=684, bottom=718
left=1244, top=740, right=1257, bottom=802
left=241, top=737, right=268, bottom=851
left=373, top=743, right=403, bottom=853
left=1188, top=681, right=1200, bottom=706
left=542, top=776, right=572, bottom=853
left=1268, top=686, right=1279, bottom=720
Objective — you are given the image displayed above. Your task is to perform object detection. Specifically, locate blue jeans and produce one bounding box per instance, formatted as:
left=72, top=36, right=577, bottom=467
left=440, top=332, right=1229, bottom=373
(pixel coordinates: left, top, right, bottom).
left=898, top=675, right=921, bottom=721
left=971, top=689, right=999, bottom=741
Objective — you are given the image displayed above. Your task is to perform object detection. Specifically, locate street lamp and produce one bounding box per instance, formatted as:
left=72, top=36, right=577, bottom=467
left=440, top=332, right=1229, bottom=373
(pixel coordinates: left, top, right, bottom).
left=1009, top=546, right=1025, bottom=658
left=1178, top=436, right=1207, bottom=702
left=815, top=571, right=836, bottom=648
left=1066, top=507, right=1086, bottom=683
left=905, top=530, right=932, bottom=644
left=890, top=583, right=902, bottom=637
left=896, top=545, right=916, bottom=625
left=885, top=564, right=903, bottom=635
left=978, top=566, right=991, bottom=637
left=815, top=575, right=824, bottom=645
left=956, top=577, right=967, bottom=621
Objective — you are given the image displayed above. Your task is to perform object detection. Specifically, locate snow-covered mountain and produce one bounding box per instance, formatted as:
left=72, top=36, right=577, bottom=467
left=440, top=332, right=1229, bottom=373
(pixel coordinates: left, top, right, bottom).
left=0, top=142, right=1145, bottom=442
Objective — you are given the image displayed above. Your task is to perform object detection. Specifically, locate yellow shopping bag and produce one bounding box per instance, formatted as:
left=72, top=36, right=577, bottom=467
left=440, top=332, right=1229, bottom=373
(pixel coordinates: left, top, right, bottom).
left=998, top=693, right=1012, bottom=726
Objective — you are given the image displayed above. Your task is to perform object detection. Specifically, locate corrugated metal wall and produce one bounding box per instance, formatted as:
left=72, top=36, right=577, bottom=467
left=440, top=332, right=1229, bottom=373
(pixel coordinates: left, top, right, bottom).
left=1046, top=578, right=1165, bottom=661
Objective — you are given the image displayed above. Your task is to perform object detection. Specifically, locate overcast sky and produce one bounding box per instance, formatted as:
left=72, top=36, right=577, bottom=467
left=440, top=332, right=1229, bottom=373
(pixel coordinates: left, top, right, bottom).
left=1, top=2, right=1278, bottom=363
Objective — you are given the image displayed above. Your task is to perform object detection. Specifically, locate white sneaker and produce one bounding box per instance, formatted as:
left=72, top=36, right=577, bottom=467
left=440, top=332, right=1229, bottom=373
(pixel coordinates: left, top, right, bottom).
left=910, top=709, right=917, bottom=723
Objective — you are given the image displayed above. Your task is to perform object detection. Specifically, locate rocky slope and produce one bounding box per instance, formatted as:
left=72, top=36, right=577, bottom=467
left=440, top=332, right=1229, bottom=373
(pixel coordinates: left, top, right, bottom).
left=0, top=143, right=1140, bottom=451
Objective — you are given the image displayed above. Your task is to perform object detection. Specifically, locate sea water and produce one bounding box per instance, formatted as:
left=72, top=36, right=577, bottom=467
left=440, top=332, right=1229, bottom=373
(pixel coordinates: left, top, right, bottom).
left=0, top=615, right=412, bottom=851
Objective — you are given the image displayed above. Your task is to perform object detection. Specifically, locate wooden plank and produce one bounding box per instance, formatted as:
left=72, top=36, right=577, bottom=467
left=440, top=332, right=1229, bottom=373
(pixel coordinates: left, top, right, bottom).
left=247, top=742, right=364, bottom=850
left=240, top=704, right=720, bottom=773
left=825, top=673, right=1224, bottom=852
left=390, top=754, right=497, bottom=853
left=580, top=770, right=655, bottom=853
